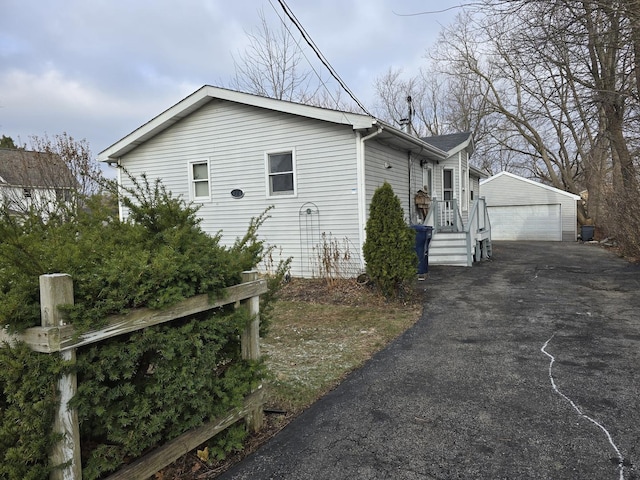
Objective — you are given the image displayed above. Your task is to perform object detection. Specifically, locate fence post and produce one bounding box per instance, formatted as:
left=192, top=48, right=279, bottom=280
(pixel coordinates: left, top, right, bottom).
left=240, top=270, right=263, bottom=432
left=40, top=274, right=82, bottom=480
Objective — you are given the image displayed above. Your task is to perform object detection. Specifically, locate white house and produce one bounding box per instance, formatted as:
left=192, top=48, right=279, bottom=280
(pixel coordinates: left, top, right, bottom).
left=98, top=86, right=489, bottom=277
left=0, top=148, right=76, bottom=216
left=480, top=171, right=581, bottom=242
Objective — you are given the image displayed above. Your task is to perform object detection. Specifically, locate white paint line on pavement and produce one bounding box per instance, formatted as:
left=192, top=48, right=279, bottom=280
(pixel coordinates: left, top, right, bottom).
left=541, top=333, right=625, bottom=480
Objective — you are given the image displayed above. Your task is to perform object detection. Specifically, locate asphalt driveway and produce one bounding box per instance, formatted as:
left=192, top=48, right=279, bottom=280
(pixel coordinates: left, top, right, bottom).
left=220, top=241, right=640, bottom=480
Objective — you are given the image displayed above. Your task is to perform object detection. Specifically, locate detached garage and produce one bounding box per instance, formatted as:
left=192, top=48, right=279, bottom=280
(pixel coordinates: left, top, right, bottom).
left=480, top=172, right=580, bottom=242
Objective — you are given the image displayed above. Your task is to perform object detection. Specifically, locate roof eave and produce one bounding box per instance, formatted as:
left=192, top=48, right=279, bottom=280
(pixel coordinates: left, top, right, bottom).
left=374, top=123, right=448, bottom=160
left=480, top=171, right=581, bottom=199
left=470, top=165, right=488, bottom=179
left=98, top=87, right=214, bottom=162
left=444, top=134, right=474, bottom=157
left=98, top=85, right=378, bottom=163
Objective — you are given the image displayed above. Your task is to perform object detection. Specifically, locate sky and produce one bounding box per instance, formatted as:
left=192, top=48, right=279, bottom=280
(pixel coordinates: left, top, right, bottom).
left=0, top=0, right=463, bottom=165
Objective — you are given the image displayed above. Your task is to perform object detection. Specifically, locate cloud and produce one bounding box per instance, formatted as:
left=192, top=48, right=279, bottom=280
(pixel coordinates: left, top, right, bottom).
left=0, top=0, right=461, bottom=155
left=0, top=66, right=196, bottom=151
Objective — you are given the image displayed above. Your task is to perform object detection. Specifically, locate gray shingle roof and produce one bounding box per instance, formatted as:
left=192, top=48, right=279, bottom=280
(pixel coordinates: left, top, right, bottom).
left=420, top=132, right=472, bottom=153
left=0, top=148, right=76, bottom=188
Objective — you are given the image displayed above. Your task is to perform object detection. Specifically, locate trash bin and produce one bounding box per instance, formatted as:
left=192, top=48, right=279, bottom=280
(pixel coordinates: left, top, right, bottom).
left=581, top=225, right=595, bottom=242
left=411, top=225, right=433, bottom=274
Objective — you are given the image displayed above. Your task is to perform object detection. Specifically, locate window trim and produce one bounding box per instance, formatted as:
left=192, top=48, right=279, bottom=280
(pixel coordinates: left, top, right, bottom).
left=422, top=165, right=433, bottom=196
left=265, top=148, right=297, bottom=198
left=188, top=159, right=211, bottom=202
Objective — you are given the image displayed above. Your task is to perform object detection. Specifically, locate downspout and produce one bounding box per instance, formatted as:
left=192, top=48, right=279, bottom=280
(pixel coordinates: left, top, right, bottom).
left=116, top=159, right=125, bottom=221
left=458, top=150, right=463, bottom=210
left=356, top=126, right=383, bottom=269
left=408, top=152, right=413, bottom=223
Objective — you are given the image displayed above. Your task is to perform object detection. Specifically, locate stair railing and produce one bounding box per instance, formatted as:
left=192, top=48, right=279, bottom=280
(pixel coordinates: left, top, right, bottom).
left=465, top=197, right=492, bottom=264
left=425, top=198, right=463, bottom=233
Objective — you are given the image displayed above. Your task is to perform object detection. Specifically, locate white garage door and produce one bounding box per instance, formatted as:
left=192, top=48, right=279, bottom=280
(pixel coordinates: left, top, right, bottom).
left=488, top=204, right=562, bottom=241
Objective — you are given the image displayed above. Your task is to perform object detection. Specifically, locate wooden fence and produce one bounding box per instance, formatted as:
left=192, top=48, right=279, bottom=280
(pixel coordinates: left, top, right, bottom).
left=0, top=271, right=268, bottom=480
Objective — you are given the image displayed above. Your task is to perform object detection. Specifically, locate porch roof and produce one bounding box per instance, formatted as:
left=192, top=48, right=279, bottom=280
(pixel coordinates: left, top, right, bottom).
left=421, top=132, right=474, bottom=157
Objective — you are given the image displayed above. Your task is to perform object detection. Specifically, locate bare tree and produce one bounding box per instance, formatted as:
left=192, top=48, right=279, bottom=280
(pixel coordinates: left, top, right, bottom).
left=230, top=8, right=353, bottom=111
left=425, top=4, right=635, bottom=223
left=372, top=25, right=524, bottom=176
left=0, top=133, right=102, bottom=218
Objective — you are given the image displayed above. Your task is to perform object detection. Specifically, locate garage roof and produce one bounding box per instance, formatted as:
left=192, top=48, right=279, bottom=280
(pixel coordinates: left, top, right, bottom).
left=481, top=171, right=581, bottom=200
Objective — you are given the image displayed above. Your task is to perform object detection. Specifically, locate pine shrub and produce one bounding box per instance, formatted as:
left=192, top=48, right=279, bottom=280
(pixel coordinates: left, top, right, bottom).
left=362, top=182, right=417, bottom=297
left=0, top=173, right=285, bottom=478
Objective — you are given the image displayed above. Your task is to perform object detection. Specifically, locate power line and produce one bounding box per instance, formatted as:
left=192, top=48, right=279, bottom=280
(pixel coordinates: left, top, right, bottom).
left=275, top=0, right=373, bottom=116
left=267, top=0, right=342, bottom=109
left=392, top=2, right=483, bottom=16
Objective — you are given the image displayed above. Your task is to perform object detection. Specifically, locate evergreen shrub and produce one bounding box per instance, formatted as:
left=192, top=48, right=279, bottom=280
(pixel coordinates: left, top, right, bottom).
left=362, top=182, right=417, bottom=297
left=0, top=174, right=284, bottom=479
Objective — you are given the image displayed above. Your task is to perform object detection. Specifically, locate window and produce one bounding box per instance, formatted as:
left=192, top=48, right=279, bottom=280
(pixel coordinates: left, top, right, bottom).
left=23, top=188, right=32, bottom=198
left=55, top=188, right=73, bottom=202
left=443, top=169, right=453, bottom=201
left=462, top=168, right=468, bottom=211
left=189, top=160, right=210, bottom=201
left=266, top=150, right=295, bottom=197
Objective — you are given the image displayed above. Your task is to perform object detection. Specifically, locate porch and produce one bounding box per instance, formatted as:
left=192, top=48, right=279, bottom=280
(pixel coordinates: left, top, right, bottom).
left=422, top=198, right=492, bottom=267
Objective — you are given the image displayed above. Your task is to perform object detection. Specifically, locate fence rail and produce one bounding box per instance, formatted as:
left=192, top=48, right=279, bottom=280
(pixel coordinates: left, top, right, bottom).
left=0, top=271, right=268, bottom=480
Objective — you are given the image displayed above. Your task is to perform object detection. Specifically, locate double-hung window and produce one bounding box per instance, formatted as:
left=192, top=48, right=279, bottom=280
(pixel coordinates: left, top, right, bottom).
left=266, top=149, right=296, bottom=197
left=189, top=160, right=211, bottom=201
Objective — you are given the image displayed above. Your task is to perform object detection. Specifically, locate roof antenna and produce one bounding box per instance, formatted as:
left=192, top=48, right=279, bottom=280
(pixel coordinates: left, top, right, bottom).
left=399, top=95, right=414, bottom=136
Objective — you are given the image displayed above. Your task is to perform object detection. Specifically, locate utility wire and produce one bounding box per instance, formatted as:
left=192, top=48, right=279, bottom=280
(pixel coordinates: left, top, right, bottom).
left=267, top=0, right=341, bottom=110
left=275, top=0, right=374, bottom=117
left=393, top=2, right=484, bottom=16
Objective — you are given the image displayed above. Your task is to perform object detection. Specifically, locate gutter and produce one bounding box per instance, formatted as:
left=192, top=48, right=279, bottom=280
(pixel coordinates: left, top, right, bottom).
left=383, top=122, right=447, bottom=159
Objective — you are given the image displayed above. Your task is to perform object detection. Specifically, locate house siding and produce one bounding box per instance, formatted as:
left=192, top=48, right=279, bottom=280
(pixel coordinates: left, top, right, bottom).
left=470, top=175, right=480, bottom=202
left=481, top=173, right=578, bottom=241
left=431, top=155, right=459, bottom=219
left=117, top=99, right=362, bottom=278
left=363, top=141, right=412, bottom=223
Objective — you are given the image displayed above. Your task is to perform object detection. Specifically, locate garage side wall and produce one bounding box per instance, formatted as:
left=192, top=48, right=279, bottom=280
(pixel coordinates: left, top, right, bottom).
left=481, top=174, right=578, bottom=242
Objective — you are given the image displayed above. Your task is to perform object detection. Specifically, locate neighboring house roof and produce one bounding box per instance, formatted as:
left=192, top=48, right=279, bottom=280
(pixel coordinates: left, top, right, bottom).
left=0, top=148, right=76, bottom=188
left=480, top=171, right=581, bottom=199
left=98, top=85, right=450, bottom=163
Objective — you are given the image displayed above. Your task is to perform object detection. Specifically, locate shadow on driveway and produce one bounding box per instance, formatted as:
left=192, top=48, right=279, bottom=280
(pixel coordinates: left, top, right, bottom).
left=220, top=241, right=640, bottom=480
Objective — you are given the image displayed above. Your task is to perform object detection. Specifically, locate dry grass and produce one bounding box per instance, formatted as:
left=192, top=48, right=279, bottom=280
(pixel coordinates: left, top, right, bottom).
left=264, top=279, right=421, bottom=413
left=157, top=278, right=423, bottom=479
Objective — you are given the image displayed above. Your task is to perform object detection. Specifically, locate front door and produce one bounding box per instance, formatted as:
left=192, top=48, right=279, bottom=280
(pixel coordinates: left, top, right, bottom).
left=441, top=169, right=455, bottom=229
